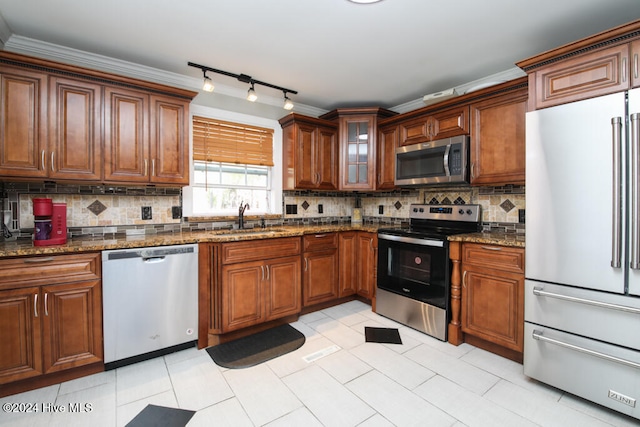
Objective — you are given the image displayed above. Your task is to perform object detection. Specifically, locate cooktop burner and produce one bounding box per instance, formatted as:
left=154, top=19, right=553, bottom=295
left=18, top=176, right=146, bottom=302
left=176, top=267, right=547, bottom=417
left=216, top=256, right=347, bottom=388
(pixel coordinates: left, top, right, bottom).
left=378, top=204, right=481, bottom=239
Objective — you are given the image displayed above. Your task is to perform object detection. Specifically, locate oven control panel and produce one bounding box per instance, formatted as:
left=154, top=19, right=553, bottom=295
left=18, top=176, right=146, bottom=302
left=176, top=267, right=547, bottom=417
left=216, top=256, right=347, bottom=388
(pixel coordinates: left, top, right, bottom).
left=410, top=204, right=480, bottom=222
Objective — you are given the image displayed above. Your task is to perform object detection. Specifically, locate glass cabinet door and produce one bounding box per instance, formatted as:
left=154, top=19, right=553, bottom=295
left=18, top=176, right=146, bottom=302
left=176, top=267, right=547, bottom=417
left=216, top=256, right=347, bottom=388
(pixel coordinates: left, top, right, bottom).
left=341, top=116, right=374, bottom=189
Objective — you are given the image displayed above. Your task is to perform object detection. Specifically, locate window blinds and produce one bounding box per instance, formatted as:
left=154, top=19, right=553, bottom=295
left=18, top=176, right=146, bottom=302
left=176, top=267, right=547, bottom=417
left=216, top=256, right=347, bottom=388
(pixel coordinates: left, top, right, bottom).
left=192, top=116, right=274, bottom=166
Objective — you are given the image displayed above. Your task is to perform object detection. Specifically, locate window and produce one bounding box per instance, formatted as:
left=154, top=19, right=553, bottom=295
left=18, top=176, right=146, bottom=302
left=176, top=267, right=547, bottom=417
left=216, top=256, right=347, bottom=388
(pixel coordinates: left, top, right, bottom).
left=190, top=115, right=277, bottom=216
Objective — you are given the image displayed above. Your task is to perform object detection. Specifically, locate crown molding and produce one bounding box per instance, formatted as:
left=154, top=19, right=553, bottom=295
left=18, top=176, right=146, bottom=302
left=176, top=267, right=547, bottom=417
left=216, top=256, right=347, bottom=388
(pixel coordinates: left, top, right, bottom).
left=3, top=35, right=326, bottom=118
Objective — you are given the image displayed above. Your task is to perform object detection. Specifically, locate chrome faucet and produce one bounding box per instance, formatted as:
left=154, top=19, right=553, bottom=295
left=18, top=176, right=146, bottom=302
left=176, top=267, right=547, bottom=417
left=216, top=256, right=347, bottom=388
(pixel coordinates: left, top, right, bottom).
left=238, top=201, right=250, bottom=229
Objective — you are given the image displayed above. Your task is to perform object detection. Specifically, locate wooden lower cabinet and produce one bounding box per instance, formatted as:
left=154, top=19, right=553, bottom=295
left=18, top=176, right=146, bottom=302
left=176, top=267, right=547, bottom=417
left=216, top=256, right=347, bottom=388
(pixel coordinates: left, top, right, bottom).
left=338, top=231, right=377, bottom=300
left=219, top=238, right=302, bottom=333
left=222, top=256, right=301, bottom=332
left=0, top=253, right=103, bottom=391
left=303, top=233, right=339, bottom=306
left=449, top=242, right=525, bottom=362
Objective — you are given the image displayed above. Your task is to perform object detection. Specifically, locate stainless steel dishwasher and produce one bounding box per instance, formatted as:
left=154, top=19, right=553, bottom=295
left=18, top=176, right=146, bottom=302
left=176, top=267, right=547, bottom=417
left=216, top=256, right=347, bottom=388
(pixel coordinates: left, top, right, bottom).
left=102, top=244, right=198, bottom=368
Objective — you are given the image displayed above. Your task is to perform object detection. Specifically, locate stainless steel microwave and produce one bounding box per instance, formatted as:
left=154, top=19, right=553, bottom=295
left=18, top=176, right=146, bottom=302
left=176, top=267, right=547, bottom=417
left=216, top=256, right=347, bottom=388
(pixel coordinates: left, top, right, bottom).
left=395, top=135, right=469, bottom=186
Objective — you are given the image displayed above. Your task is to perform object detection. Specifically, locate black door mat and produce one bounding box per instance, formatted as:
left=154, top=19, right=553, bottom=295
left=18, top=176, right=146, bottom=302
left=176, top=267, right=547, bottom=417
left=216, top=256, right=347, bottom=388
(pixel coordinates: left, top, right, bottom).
left=126, top=404, right=195, bottom=427
left=365, top=326, right=403, bottom=344
left=206, top=324, right=305, bottom=369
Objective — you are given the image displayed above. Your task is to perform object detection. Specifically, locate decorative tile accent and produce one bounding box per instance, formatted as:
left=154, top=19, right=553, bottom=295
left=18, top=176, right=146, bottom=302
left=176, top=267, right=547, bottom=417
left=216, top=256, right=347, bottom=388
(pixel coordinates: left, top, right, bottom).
left=301, top=200, right=310, bottom=210
left=500, top=199, right=515, bottom=212
left=454, top=197, right=466, bottom=205
left=441, top=197, right=451, bottom=204
left=87, top=200, right=107, bottom=216
left=394, top=201, right=402, bottom=210
left=428, top=197, right=439, bottom=205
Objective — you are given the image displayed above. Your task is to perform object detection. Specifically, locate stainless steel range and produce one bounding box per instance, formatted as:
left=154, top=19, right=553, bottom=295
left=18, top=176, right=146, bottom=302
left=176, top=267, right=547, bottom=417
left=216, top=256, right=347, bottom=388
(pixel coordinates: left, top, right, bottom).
left=376, top=204, right=481, bottom=341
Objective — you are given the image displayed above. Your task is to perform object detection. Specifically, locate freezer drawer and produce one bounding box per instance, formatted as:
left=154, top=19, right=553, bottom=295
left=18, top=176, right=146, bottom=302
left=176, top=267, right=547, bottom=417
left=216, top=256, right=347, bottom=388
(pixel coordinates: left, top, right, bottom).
left=524, top=323, right=640, bottom=419
left=525, top=280, right=640, bottom=350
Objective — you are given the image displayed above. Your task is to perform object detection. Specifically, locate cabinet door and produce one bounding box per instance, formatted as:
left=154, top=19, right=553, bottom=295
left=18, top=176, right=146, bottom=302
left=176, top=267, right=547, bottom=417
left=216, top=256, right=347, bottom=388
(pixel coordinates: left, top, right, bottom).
left=338, top=232, right=357, bottom=297
left=295, top=123, right=317, bottom=188
left=316, top=125, right=338, bottom=190
left=303, top=250, right=338, bottom=306
left=265, top=256, right=301, bottom=321
left=104, top=86, right=149, bottom=183
left=0, top=287, right=42, bottom=384
left=150, top=95, right=189, bottom=185
left=49, top=76, right=102, bottom=181
left=376, top=125, right=398, bottom=190
left=221, top=261, right=263, bottom=332
left=356, top=233, right=377, bottom=299
left=461, top=267, right=524, bottom=352
left=430, top=106, right=469, bottom=139
left=0, top=66, right=47, bottom=178
left=632, top=39, right=640, bottom=89
left=470, top=89, right=527, bottom=185
left=41, top=280, right=103, bottom=374
left=340, top=116, right=375, bottom=190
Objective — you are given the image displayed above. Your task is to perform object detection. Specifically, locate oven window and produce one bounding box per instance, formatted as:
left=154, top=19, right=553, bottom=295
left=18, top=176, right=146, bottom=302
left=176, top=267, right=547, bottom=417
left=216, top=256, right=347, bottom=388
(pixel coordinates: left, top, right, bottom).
left=390, top=250, right=431, bottom=285
left=396, top=146, right=446, bottom=180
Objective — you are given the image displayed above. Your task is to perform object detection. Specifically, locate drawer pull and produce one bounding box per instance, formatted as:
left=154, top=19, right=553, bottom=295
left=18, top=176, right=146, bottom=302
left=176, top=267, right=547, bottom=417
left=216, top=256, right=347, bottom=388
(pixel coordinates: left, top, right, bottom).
left=314, top=234, right=327, bottom=239
left=481, top=246, right=502, bottom=251
left=532, top=330, right=640, bottom=369
left=533, top=287, right=640, bottom=314
left=23, top=257, right=56, bottom=264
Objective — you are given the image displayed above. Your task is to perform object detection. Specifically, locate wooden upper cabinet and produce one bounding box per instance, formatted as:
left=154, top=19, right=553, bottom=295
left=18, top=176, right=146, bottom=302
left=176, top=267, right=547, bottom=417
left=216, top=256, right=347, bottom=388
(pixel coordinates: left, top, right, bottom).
left=0, top=51, right=196, bottom=185
left=399, top=105, right=469, bottom=146
left=49, top=76, right=102, bottom=181
left=150, top=95, right=190, bottom=185
left=376, top=124, right=398, bottom=190
left=470, top=86, right=527, bottom=186
left=103, top=86, right=150, bottom=183
left=517, top=20, right=640, bottom=109
left=320, top=107, right=397, bottom=191
left=632, top=39, right=640, bottom=88
left=279, top=113, right=338, bottom=190
left=0, top=65, right=48, bottom=178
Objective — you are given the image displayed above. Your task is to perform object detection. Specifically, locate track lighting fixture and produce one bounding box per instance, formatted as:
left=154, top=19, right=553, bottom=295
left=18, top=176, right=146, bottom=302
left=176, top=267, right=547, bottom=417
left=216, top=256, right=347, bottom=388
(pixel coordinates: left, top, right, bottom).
left=247, top=82, right=258, bottom=102
left=283, top=92, right=294, bottom=110
left=188, top=62, right=297, bottom=110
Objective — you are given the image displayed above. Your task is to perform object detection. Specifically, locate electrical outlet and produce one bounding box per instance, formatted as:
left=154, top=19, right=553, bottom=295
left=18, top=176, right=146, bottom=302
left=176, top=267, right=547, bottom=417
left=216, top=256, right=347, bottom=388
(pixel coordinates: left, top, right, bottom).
left=172, top=206, right=182, bottom=219
left=378, top=205, right=384, bottom=215
left=141, top=206, right=152, bottom=220
left=318, top=204, right=323, bottom=214
left=518, top=209, right=525, bottom=223
left=285, top=204, right=297, bottom=215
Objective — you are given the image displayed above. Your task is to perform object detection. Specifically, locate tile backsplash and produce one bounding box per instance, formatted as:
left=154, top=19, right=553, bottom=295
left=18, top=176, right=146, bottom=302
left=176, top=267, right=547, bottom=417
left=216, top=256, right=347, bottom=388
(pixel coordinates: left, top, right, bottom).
left=1, top=181, right=525, bottom=240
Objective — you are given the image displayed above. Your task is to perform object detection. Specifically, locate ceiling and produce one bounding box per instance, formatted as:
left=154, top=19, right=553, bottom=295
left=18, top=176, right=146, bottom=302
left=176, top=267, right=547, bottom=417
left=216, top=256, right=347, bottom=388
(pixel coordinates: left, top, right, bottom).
left=0, top=0, right=639, bottom=119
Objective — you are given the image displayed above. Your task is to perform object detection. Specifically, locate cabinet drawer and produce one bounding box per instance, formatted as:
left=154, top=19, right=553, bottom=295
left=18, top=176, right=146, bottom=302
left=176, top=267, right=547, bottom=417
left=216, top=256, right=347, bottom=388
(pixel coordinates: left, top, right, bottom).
left=462, top=243, right=524, bottom=273
left=221, top=237, right=301, bottom=264
left=303, top=232, right=338, bottom=252
left=0, top=253, right=101, bottom=290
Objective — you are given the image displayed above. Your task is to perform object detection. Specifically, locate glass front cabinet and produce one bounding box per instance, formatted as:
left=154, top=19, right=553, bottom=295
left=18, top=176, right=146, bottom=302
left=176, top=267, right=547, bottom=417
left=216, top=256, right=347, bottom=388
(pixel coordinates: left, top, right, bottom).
left=321, top=108, right=396, bottom=191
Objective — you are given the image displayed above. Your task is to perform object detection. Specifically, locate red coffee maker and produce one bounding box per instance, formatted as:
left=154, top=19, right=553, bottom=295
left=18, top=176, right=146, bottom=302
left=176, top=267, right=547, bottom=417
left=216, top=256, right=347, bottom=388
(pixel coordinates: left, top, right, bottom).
left=33, top=198, right=67, bottom=246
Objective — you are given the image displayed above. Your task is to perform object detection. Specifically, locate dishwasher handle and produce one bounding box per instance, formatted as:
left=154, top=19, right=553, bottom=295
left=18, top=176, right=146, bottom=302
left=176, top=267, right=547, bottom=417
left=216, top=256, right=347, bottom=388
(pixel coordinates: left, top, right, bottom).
left=143, top=256, right=166, bottom=263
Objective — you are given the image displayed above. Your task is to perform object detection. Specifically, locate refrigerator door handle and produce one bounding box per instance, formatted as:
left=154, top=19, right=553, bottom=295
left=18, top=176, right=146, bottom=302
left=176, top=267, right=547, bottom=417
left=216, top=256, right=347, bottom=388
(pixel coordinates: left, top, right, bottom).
left=631, top=112, right=640, bottom=270
left=611, top=117, right=623, bottom=268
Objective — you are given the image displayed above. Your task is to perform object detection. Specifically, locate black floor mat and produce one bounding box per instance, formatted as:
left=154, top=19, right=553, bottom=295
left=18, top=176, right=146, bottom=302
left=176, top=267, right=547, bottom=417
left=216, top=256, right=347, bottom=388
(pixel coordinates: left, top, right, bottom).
left=365, top=326, right=403, bottom=344
left=206, top=324, right=305, bottom=369
left=126, top=404, right=195, bottom=427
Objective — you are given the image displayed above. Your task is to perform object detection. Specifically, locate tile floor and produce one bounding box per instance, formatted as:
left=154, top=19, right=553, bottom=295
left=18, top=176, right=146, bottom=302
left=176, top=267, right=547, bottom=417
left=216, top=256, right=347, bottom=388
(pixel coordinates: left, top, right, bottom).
left=1, top=300, right=638, bottom=427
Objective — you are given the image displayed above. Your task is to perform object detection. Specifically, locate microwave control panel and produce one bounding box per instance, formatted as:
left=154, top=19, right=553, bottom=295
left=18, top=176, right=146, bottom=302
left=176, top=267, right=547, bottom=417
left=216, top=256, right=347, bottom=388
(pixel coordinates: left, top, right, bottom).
left=449, top=143, right=463, bottom=175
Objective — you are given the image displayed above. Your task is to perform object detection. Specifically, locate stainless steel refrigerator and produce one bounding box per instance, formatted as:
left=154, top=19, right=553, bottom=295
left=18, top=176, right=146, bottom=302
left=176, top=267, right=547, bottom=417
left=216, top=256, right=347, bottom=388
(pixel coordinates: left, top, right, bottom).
left=525, top=88, right=640, bottom=419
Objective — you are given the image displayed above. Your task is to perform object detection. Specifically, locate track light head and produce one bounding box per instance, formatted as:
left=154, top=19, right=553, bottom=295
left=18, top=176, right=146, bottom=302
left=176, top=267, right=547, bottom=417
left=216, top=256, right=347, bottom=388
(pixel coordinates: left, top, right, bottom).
left=202, top=74, right=214, bottom=92
left=283, top=92, right=294, bottom=110
left=247, top=82, right=258, bottom=102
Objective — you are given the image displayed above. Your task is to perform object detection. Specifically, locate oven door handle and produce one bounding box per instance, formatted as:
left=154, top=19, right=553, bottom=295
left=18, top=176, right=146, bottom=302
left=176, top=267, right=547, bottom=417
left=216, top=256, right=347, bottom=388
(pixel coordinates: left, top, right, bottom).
left=378, top=233, right=444, bottom=247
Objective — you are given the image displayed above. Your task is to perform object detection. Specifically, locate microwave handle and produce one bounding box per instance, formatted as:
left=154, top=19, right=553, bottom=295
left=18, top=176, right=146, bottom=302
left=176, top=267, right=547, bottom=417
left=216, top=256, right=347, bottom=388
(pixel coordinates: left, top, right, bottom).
left=443, top=144, right=451, bottom=177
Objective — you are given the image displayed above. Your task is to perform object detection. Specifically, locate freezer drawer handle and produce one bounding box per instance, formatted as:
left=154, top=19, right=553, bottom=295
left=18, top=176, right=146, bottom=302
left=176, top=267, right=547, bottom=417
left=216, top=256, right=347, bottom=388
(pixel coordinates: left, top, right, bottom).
left=532, top=330, right=640, bottom=370
left=533, top=287, right=640, bottom=314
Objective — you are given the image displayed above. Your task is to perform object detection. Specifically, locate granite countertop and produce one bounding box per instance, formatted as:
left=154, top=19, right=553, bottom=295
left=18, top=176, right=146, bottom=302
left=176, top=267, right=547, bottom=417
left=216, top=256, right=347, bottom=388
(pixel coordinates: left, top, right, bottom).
left=448, top=232, right=525, bottom=248
left=0, top=224, right=386, bottom=258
